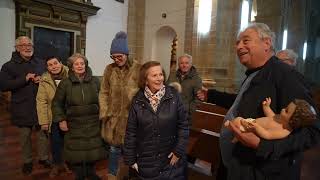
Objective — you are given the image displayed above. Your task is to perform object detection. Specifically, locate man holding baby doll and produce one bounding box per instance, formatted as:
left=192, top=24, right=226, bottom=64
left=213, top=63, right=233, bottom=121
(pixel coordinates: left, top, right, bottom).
left=197, top=23, right=320, bottom=180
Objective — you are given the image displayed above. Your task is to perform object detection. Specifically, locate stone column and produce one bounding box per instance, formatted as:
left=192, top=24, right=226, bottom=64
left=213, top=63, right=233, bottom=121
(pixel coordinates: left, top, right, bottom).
left=213, top=0, right=241, bottom=92
left=184, top=0, right=219, bottom=88
left=127, top=0, right=145, bottom=63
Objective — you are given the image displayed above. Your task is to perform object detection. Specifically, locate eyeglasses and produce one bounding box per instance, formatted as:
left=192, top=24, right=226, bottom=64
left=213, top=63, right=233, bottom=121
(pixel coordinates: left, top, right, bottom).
left=17, top=44, right=34, bottom=49
left=110, top=55, right=123, bottom=60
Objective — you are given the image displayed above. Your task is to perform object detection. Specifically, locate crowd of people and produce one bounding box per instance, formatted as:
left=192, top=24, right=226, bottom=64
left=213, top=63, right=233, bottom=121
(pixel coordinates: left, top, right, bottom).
left=0, top=22, right=319, bottom=180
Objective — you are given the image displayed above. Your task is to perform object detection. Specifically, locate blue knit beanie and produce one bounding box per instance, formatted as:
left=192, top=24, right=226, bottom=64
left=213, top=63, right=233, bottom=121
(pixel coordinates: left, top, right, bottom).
left=110, top=31, right=129, bottom=55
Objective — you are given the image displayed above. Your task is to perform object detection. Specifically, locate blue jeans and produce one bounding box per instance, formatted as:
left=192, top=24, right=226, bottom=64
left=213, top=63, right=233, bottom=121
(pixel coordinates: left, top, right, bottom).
left=108, top=145, right=121, bottom=175
left=51, top=122, right=64, bottom=165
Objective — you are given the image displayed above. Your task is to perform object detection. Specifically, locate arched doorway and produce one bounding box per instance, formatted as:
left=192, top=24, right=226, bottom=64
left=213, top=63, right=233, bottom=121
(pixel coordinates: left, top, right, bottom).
left=152, top=26, right=177, bottom=79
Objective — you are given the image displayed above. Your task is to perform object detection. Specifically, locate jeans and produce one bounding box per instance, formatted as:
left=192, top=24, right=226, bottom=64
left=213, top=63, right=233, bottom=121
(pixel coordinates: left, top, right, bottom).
left=51, top=122, right=64, bottom=165
left=108, top=145, right=121, bottom=175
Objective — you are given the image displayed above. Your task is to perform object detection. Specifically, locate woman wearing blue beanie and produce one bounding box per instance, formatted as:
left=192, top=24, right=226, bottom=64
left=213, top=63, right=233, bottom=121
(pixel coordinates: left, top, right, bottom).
left=99, top=31, right=141, bottom=180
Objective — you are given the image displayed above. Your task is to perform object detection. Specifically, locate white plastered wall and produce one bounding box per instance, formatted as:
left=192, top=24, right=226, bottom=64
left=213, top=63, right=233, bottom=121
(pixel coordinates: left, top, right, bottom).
left=86, top=0, right=128, bottom=76
left=144, top=0, right=186, bottom=77
left=0, top=0, right=15, bottom=67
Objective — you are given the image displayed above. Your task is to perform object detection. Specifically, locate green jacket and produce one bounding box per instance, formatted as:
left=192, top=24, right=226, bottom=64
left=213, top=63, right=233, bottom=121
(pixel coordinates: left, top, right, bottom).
left=167, top=66, right=202, bottom=123
left=52, top=67, right=104, bottom=163
left=36, top=65, right=68, bottom=132
left=99, top=59, right=141, bottom=146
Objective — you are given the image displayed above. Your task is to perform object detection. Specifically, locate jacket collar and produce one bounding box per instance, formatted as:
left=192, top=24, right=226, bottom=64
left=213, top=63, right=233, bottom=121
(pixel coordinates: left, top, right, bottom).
left=176, top=66, right=198, bottom=79
left=41, top=65, right=69, bottom=83
left=10, top=51, right=34, bottom=63
left=247, top=56, right=279, bottom=85
left=244, top=56, right=279, bottom=76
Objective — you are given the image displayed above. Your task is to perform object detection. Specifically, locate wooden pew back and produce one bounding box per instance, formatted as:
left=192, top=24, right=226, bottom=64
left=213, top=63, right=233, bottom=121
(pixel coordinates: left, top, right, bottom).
left=188, top=102, right=227, bottom=176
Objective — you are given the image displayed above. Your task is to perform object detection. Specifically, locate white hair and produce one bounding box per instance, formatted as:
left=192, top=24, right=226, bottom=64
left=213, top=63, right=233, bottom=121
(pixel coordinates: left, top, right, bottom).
left=277, top=49, right=298, bottom=65
left=15, top=36, right=33, bottom=46
left=178, top=53, right=192, bottom=64
left=238, top=23, right=276, bottom=52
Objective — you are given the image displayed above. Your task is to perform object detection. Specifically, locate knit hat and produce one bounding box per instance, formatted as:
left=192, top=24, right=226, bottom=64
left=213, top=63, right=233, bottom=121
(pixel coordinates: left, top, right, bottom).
left=110, top=31, right=129, bottom=55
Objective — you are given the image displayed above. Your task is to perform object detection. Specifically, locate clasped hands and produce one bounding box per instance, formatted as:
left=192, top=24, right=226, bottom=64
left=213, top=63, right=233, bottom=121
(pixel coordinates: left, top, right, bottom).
left=26, top=73, right=41, bottom=83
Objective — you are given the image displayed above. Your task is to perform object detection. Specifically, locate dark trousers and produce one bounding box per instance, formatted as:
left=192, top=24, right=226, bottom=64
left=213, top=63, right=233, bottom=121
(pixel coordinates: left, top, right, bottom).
left=19, top=125, right=49, bottom=163
left=72, top=162, right=99, bottom=180
left=51, top=122, right=64, bottom=165
left=216, top=160, right=228, bottom=180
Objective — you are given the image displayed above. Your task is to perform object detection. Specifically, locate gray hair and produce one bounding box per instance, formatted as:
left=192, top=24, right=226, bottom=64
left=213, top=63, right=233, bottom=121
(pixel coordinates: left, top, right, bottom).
left=239, top=23, right=276, bottom=52
left=67, top=53, right=88, bottom=68
left=15, top=36, right=33, bottom=46
left=178, top=53, right=193, bottom=64
left=277, top=49, right=298, bottom=65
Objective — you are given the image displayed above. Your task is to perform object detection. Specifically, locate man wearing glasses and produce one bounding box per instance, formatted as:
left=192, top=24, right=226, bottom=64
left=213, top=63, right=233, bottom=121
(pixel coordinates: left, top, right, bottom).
left=99, top=31, right=141, bottom=180
left=0, top=36, right=51, bottom=175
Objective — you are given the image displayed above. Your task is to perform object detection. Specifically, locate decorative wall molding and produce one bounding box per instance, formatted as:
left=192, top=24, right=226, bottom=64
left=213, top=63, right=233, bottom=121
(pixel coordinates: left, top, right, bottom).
left=14, top=0, right=100, bottom=54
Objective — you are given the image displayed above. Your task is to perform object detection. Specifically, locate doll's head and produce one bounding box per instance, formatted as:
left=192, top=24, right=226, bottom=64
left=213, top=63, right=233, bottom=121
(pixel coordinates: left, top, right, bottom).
left=288, top=99, right=317, bottom=129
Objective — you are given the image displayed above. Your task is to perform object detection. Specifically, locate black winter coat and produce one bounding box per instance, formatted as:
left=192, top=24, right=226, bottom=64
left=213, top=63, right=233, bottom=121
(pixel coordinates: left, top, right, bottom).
left=124, top=86, right=189, bottom=180
left=0, top=52, right=45, bottom=126
left=208, top=56, right=320, bottom=180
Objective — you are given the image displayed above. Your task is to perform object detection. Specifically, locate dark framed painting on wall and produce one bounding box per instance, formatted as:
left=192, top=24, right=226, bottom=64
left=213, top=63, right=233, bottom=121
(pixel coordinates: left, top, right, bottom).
left=33, top=27, right=74, bottom=65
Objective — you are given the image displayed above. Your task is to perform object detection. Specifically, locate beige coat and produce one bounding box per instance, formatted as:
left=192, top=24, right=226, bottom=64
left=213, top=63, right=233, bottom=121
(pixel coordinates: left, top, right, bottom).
left=36, top=65, right=68, bottom=132
left=99, top=59, right=141, bottom=146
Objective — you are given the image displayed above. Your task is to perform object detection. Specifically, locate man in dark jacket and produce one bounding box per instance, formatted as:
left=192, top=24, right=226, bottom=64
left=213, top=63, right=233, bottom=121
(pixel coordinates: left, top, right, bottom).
left=167, top=54, right=202, bottom=125
left=0, top=36, right=51, bottom=175
left=198, top=23, right=320, bottom=180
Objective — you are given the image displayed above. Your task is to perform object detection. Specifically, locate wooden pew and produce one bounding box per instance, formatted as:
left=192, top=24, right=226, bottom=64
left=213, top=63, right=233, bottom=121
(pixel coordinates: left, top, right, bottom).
left=187, top=102, right=227, bottom=177
left=197, top=102, right=228, bottom=115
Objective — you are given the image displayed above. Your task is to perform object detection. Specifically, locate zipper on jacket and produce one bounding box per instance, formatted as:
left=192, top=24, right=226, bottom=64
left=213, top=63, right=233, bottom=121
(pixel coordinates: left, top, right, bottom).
left=81, top=83, right=85, bottom=102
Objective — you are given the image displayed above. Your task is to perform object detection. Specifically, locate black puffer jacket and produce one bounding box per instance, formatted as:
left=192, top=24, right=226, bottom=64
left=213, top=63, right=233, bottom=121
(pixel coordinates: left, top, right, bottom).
left=124, top=86, right=189, bottom=179
left=0, top=52, right=45, bottom=126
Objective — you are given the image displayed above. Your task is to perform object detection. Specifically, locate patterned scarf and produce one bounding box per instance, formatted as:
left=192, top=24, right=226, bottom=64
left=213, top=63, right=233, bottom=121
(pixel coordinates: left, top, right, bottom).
left=144, top=85, right=166, bottom=112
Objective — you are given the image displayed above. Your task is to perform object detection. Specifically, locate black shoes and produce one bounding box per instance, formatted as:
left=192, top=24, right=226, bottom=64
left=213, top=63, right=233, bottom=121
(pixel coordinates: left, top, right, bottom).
left=87, top=174, right=101, bottom=180
left=22, top=162, right=33, bottom=175
left=38, top=159, right=53, bottom=168
left=22, top=160, right=52, bottom=175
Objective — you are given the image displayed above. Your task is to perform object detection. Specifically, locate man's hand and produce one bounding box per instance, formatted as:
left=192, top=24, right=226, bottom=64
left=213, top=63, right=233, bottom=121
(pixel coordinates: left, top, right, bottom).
left=241, top=120, right=257, bottom=132
left=59, top=120, right=69, bottom=131
left=229, top=121, right=260, bottom=149
left=131, top=163, right=139, bottom=173
left=196, top=86, right=208, bottom=101
left=41, top=124, right=49, bottom=131
left=32, top=75, right=41, bottom=83
left=26, top=73, right=36, bottom=82
left=168, top=152, right=179, bottom=166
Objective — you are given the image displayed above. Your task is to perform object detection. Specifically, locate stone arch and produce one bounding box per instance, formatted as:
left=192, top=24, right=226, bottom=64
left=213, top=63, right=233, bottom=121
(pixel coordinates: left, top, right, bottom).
left=151, top=26, right=177, bottom=79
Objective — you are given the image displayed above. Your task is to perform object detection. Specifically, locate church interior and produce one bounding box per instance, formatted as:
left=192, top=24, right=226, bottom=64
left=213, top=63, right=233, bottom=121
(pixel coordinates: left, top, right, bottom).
left=0, top=0, right=320, bottom=179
